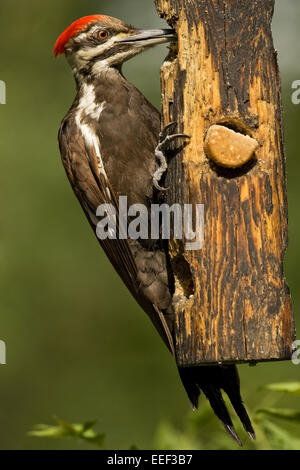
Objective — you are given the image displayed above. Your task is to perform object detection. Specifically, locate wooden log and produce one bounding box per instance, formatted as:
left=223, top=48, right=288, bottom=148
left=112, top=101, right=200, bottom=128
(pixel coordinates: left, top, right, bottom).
left=155, top=0, right=295, bottom=366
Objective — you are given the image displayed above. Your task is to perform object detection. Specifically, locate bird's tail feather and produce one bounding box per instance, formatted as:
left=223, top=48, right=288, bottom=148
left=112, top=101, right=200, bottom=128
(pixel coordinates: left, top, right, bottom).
left=178, top=364, right=255, bottom=446
left=220, top=366, right=256, bottom=440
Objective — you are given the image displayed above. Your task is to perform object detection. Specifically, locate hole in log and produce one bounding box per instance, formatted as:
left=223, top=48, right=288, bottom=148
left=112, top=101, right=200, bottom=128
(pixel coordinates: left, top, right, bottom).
left=204, top=120, right=259, bottom=177
left=171, top=252, right=195, bottom=298
left=208, top=157, right=257, bottom=179
left=216, top=117, right=253, bottom=137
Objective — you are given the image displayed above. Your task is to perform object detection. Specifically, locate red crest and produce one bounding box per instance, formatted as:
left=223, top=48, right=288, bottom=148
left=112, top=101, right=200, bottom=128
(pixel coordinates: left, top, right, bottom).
left=54, top=15, right=108, bottom=56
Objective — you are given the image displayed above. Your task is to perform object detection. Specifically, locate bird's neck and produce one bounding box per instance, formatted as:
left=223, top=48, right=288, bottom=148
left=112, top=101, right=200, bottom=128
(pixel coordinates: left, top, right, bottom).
left=75, top=65, right=124, bottom=101
left=72, top=65, right=131, bottom=134
left=73, top=65, right=136, bottom=124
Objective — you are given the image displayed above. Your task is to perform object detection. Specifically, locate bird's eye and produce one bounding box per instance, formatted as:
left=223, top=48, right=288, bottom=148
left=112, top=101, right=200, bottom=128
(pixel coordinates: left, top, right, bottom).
left=98, top=30, right=108, bottom=40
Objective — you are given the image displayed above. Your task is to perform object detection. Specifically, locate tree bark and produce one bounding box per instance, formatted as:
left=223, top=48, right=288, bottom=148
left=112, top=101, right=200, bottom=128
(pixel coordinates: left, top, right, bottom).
left=155, top=0, right=295, bottom=365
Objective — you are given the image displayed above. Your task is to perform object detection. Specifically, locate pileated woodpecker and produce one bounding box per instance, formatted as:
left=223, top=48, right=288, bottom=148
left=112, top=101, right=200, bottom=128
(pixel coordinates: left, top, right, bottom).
left=54, top=15, right=255, bottom=445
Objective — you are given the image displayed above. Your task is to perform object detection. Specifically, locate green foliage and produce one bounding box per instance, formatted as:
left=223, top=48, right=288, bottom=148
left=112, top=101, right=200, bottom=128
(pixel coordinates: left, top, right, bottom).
left=28, top=417, right=105, bottom=448
left=256, top=407, right=300, bottom=422
left=154, top=382, right=300, bottom=450
left=260, top=382, right=300, bottom=396
left=29, top=382, right=300, bottom=450
left=254, top=404, right=300, bottom=450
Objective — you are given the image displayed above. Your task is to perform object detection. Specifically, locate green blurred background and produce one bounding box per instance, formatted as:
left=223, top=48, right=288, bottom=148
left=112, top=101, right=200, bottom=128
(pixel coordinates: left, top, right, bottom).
left=0, top=0, right=300, bottom=450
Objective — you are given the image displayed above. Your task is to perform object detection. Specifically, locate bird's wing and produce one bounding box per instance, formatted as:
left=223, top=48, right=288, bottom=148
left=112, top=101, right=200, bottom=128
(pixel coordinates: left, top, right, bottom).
left=58, top=119, right=174, bottom=355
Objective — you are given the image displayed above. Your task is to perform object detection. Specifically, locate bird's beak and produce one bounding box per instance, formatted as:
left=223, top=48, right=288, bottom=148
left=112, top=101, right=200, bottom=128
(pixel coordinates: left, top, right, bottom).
left=118, top=29, right=175, bottom=47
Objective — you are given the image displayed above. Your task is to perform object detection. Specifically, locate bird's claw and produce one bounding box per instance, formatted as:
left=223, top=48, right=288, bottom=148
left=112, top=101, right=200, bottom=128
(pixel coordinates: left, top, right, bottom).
left=159, top=121, right=190, bottom=149
left=159, top=133, right=190, bottom=151
left=153, top=122, right=190, bottom=191
left=153, top=179, right=169, bottom=191
left=158, top=121, right=178, bottom=142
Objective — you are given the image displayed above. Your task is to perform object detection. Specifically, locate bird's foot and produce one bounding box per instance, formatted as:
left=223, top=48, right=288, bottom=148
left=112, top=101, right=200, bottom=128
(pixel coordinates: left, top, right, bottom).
left=153, top=122, right=190, bottom=191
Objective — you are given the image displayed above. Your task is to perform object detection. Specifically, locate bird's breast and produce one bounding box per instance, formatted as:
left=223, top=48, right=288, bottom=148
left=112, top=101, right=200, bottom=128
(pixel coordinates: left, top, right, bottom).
left=74, top=77, right=160, bottom=208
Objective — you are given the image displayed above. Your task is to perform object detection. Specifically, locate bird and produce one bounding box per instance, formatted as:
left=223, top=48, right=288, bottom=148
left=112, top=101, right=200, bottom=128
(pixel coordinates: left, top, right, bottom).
left=54, top=14, right=255, bottom=445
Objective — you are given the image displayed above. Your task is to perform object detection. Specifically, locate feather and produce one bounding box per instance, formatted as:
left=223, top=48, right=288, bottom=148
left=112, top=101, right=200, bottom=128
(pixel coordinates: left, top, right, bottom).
left=178, top=364, right=255, bottom=444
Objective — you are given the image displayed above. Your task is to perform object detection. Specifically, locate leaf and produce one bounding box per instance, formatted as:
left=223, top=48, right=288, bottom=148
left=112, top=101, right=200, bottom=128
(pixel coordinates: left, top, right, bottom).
left=256, top=408, right=300, bottom=423
left=28, top=417, right=105, bottom=448
left=154, top=421, right=201, bottom=450
left=82, top=420, right=97, bottom=432
left=260, top=420, right=300, bottom=450
left=28, top=424, right=69, bottom=439
left=261, top=382, right=300, bottom=396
